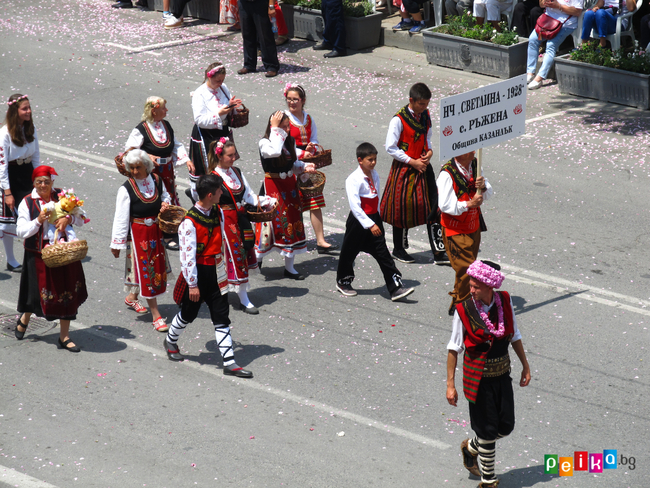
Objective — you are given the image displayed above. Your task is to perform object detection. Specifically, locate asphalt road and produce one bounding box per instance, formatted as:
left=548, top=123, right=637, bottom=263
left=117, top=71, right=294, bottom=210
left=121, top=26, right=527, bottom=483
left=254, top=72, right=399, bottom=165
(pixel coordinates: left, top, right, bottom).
left=0, top=0, right=649, bottom=487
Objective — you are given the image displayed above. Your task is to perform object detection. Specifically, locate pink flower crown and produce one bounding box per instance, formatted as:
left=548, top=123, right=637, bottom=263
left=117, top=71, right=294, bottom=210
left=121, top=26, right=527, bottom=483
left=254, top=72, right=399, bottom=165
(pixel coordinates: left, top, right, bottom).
left=283, top=83, right=302, bottom=97
left=207, top=65, right=225, bottom=78
left=214, top=137, right=230, bottom=156
left=467, top=260, right=504, bottom=289
left=7, top=94, right=28, bottom=106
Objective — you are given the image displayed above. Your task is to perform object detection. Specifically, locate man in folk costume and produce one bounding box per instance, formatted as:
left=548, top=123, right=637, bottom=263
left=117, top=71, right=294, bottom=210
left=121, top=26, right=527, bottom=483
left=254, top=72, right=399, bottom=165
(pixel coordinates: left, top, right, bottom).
left=438, top=150, right=493, bottom=315
left=381, top=82, right=440, bottom=264
left=164, top=173, right=252, bottom=378
left=446, top=260, right=531, bottom=487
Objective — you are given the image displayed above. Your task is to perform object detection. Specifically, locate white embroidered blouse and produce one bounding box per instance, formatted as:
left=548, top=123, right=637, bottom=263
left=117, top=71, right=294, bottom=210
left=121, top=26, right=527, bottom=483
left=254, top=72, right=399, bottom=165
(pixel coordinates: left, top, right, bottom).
left=125, top=121, right=190, bottom=165
left=0, top=126, right=41, bottom=190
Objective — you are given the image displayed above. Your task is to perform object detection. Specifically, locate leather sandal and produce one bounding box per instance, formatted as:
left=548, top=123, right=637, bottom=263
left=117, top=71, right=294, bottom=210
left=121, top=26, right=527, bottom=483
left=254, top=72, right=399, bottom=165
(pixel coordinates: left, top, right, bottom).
left=461, top=438, right=481, bottom=477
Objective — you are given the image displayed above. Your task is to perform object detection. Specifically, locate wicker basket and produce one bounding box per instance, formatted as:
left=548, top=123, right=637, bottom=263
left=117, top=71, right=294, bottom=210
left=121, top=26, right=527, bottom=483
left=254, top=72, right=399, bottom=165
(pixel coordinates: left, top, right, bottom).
left=114, top=147, right=135, bottom=177
left=246, top=201, right=278, bottom=223
left=301, top=144, right=332, bottom=169
left=297, top=171, right=326, bottom=198
left=158, top=206, right=187, bottom=234
left=229, top=105, right=249, bottom=129
left=41, top=231, right=88, bottom=268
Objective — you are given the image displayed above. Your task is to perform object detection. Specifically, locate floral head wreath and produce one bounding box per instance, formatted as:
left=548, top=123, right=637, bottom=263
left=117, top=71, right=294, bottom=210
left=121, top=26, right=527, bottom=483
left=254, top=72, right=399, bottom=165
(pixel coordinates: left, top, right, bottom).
left=214, top=137, right=230, bottom=156
left=283, top=83, right=303, bottom=97
left=207, top=65, right=225, bottom=78
left=7, top=94, right=28, bottom=106
left=467, top=260, right=504, bottom=289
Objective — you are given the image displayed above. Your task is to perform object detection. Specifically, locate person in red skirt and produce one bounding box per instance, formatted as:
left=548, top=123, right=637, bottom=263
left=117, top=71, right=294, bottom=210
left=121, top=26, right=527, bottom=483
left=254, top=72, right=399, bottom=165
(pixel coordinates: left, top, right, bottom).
left=207, top=137, right=276, bottom=314
left=15, top=166, right=88, bottom=352
left=125, top=96, right=190, bottom=250
left=110, top=150, right=172, bottom=332
left=255, top=111, right=316, bottom=280
left=283, top=83, right=338, bottom=255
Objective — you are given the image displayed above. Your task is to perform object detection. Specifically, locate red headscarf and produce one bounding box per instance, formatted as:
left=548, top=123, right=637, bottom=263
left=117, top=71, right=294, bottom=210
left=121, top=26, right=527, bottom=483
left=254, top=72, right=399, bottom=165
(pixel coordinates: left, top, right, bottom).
left=32, top=165, right=58, bottom=182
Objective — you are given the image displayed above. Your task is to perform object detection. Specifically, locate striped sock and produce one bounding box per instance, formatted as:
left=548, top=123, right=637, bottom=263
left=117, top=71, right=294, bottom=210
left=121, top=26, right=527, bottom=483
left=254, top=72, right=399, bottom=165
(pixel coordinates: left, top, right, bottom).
left=214, top=324, right=234, bottom=366
left=167, top=313, right=188, bottom=344
left=476, top=437, right=497, bottom=482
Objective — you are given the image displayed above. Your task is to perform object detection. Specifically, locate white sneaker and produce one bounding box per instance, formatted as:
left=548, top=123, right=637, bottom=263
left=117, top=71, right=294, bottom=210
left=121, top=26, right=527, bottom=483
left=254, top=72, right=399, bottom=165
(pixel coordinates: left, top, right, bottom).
left=164, top=15, right=183, bottom=29
left=527, top=79, right=542, bottom=90
left=526, top=73, right=535, bottom=83
left=162, top=11, right=173, bottom=20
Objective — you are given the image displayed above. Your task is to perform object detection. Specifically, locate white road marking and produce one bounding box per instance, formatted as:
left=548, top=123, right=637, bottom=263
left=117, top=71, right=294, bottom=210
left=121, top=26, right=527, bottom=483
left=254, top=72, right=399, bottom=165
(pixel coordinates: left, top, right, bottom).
left=102, top=32, right=223, bottom=56
left=40, top=142, right=650, bottom=317
left=0, top=465, right=61, bottom=487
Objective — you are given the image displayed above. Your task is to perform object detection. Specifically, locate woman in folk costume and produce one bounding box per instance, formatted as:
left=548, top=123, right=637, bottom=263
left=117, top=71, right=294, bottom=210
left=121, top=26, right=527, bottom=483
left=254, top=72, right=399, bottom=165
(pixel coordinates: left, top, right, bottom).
left=283, top=83, right=337, bottom=255
left=1, top=93, right=41, bottom=272
left=14, top=166, right=88, bottom=352
left=125, top=96, right=190, bottom=250
left=188, top=62, right=243, bottom=184
left=255, top=111, right=316, bottom=280
left=208, top=137, right=276, bottom=315
left=380, top=82, right=438, bottom=265
left=110, top=149, right=172, bottom=332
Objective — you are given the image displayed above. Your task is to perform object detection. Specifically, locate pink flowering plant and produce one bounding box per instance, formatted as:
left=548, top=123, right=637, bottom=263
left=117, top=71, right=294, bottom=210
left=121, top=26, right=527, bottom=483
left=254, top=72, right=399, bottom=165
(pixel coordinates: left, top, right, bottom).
left=569, top=40, right=650, bottom=74
left=436, top=14, right=520, bottom=46
left=281, top=0, right=373, bottom=17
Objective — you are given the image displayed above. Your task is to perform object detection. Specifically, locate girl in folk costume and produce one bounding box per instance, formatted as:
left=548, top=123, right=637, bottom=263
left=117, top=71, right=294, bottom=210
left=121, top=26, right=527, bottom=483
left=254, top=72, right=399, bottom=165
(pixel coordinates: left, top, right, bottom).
left=15, top=166, right=88, bottom=352
left=1, top=94, right=41, bottom=272
left=380, top=82, right=438, bottom=265
left=208, top=137, right=276, bottom=315
left=110, top=150, right=172, bottom=332
left=255, top=111, right=316, bottom=280
left=125, top=96, right=191, bottom=250
left=188, top=62, right=243, bottom=184
left=283, top=84, right=338, bottom=255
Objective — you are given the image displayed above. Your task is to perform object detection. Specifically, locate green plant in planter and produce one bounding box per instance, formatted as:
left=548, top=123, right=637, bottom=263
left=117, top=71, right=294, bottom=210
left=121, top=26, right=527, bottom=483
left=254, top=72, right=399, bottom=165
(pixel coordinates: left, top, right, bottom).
left=568, top=40, right=650, bottom=75
left=435, top=13, right=520, bottom=46
left=281, top=0, right=374, bottom=17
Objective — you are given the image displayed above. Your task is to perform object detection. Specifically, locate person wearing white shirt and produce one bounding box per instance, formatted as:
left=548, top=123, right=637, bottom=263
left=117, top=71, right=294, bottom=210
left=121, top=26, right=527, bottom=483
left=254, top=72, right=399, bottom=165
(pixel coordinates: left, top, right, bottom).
left=336, top=143, right=414, bottom=302
left=1, top=94, right=41, bottom=272
left=110, top=150, right=172, bottom=333
left=437, top=150, right=493, bottom=316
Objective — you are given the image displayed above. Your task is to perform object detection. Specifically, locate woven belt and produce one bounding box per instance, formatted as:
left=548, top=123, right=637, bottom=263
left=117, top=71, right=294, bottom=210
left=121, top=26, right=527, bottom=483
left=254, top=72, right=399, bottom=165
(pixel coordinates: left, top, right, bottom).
left=132, top=217, right=158, bottom=226
left=9, top=158, right=32, bottom=166
left=482, top=355, right=511, bottom=378
left=264, top=171, right=294, bottom=179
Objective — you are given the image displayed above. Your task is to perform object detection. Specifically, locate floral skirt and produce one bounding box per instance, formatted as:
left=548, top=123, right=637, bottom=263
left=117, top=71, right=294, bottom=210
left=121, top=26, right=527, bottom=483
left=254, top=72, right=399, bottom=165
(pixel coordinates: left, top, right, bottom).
left=124, top=221, right=171, bottom=299
left=222, top=207, right=258, bottom=291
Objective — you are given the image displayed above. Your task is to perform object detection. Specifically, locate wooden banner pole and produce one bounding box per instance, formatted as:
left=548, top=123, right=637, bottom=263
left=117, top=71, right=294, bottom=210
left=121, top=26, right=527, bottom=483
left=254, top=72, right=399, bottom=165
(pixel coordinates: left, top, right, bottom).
left=476, top=148, right=483, bottom=196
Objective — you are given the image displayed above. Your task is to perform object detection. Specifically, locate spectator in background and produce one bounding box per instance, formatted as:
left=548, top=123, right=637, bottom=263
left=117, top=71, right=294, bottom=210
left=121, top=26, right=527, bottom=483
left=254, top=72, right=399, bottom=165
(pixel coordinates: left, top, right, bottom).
left=512, top=0, right=545, bottom=37
left=445, top=0, right=474, bottom=18
left=641, top=13, right=650, bottom=50
left=238, top=0, right=281, bottom=76
left=313, top=0, right=347, bottom=56
left=473, top=0, right=511, bottom=29
left=392, top=0, right=427, bottom=33
left=580, top=0, right=637, bottom=49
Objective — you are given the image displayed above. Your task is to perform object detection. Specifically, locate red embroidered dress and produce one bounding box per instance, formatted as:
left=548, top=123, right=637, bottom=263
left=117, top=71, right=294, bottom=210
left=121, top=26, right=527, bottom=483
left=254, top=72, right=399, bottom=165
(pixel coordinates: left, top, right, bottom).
left=136, top=120, right=180, bottom=206
left=440, top=159, right=481, bottom=236
left=288, top=112, right=326, bottom=212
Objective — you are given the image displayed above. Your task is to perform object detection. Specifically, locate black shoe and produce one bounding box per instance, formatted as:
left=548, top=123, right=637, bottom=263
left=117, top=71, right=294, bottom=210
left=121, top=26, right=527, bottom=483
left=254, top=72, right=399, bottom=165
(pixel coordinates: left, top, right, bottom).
left=223, top=363, right=253, bottom=378
left=134, top=0, right=148, bottom=6
left=323, top=50, right=346, bottom=58
left=15, top=317, right=27, bottom=340
left=164, top=338, right=184, bottom=361
left=336, top=283, right=357, bottom=297
left=112, top=1, right=134, bottom=7
left=265, top=70, right=278, bottom=78
left=316, top=244, right=339, bottom=255
left=391, top=286, right=414, bottom=302
left=237, top=67, right=256, bottom=75
left=57, top=338, right=81, bottom=352
left=240, top=304, right=259, bottom=315
left=433, top=252, right=450, bottom=265
left=6, top=262, right=22, bottom=272
left=392, top=248, right=415, bottom=264
left=313, top=42, right=333, bottom=51
left=284, top=269, right=305, bottom=280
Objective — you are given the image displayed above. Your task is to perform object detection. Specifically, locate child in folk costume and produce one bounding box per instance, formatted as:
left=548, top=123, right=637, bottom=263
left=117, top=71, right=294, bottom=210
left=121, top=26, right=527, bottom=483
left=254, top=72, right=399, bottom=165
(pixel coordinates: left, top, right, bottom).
left=255, top=111, right=317, bottom=280
left=110, top=149, right=172, bottom=332
left=380, top=82, right=440, bottom=265
left=283, top=83, right=338, bottom=254
left=164, top=173, right=253, bottom=379
left=336, top=143, right=414, bottom=302
left=446, top=260, right=531, bottom=488
left=208, top=137, right=276, bottom=315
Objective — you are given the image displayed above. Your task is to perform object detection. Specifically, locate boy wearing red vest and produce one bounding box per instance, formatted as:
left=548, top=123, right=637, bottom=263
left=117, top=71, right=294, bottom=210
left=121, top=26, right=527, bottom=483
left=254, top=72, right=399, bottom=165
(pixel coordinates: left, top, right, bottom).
left=381, top=82, right=439, bottom=265
left=446, top=260, right=531, bottom=487
left=164, top=173, right=252, bottom=378
left=438, top=150, right=493, bottom=315
left=336, top=143, right=414, bottom=302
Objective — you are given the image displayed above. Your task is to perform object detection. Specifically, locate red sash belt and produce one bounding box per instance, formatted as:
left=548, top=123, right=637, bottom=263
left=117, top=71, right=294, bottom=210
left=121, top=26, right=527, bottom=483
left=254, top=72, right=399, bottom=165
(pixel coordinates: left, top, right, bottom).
left=360, top=196, right=378, bottom=215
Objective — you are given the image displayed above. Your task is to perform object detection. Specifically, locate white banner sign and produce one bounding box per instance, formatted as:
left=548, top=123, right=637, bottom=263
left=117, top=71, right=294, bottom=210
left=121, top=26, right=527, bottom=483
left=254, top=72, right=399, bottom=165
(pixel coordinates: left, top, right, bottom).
left=439, top=74, right=527, bottom=162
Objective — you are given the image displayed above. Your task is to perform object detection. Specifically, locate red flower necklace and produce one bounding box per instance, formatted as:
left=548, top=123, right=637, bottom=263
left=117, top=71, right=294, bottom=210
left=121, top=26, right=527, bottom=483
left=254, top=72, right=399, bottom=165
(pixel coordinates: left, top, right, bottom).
left=473, top=293, right=505, bottom=338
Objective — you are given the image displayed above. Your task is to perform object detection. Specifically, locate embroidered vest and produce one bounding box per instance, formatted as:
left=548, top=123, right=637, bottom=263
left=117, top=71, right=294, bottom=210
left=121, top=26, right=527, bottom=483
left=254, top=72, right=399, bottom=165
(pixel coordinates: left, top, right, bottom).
left=23, top=189, right=61, bottom=252
left=456, top=291, right=514, bottom=403
left=123, top=175, right=163, bottom=219
left=288, top=114, right=313, bottom=149
left=185, top=206, right=222, bottom=263
left=440, top=159, right=481, bottom=236
left=136, top=121, right=174, bottom=158
left=396, top=108, right=431, bottom=160
left=217, top=167, right=245, bottom=206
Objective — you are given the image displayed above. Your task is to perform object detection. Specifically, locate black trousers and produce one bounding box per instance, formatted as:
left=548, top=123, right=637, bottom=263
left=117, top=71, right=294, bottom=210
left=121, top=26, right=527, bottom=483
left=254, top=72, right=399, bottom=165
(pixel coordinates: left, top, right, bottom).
left=172, top=0, right=191, bottom=18
left=512, top=0, right=544, bottom=38
left=179, top=264, right=231, bottom=326
left=321, top=0, right=346, bottom=53
left=469, top=374, right=515, bottom=440
left=641, top=14, right=650, bottom=50
left=238, top=0, right=280, bottom=71
left=337, top=212, right=402, bottom=294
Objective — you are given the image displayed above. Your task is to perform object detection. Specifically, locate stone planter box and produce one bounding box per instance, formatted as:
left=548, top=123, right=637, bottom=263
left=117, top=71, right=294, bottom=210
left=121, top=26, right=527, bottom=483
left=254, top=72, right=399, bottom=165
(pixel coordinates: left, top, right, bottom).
left=147, top=0, right=220, bottom=22
left=279, top=4, right=383, bottom=50
left=555, top=55, right=650, bottom=110
left=422, top=26, right=528, bottom=79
